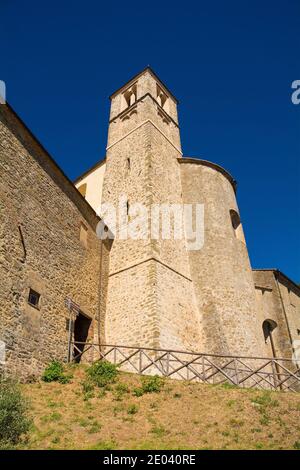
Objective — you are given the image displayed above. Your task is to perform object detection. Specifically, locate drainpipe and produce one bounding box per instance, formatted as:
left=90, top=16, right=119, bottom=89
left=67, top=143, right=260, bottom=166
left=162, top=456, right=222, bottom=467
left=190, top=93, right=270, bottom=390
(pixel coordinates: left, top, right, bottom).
left=275, top=270, right=294, bottom=355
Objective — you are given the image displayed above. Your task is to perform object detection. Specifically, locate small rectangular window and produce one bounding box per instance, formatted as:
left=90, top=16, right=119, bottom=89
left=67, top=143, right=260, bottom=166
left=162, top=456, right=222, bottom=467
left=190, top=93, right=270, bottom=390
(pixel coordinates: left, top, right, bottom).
left=28, top=289, right=40, bottom=308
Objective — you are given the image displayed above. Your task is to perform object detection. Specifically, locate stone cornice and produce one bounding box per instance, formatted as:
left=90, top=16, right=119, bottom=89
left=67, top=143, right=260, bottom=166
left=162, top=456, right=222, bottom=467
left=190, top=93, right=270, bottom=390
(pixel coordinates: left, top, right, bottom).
left=109, top=93, right=179, bottom=128
left=106, top=119, right=183, bottom=155
left=178, top=157, right=237, bottom=192
left=109, top=256, right=192, bottom=282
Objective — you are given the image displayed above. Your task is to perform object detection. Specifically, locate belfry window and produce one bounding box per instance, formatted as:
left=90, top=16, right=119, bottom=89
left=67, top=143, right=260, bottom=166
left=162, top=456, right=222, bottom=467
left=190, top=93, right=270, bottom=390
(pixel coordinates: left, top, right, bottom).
left=122, top=84, right=137, bottom=110
left=156, top=85, right=168, bottom=110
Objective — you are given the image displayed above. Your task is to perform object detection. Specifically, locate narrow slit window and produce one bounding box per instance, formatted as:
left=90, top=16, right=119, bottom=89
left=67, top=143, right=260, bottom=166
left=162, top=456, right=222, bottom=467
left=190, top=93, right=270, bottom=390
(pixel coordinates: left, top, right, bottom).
left=230, top=209, right=245, bottom=243
left=80, top=223, right=88, bottom=247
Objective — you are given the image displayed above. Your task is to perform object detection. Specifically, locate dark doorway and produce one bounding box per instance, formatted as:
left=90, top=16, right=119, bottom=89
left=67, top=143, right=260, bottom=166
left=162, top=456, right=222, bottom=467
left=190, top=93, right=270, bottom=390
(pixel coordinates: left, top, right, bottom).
left=262, top=319, right=277, bottom=358
left=73, top=312, right=92, bottom=363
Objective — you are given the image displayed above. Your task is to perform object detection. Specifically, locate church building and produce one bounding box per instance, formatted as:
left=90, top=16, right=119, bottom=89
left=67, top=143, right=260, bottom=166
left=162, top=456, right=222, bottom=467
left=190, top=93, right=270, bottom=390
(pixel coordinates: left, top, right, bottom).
left=0, top=68, right=299, bottom=380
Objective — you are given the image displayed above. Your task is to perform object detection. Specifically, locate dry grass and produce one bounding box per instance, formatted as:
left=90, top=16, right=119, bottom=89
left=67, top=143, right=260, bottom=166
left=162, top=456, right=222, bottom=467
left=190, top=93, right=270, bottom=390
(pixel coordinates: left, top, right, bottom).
left=21, top=364, right=300, bottom=450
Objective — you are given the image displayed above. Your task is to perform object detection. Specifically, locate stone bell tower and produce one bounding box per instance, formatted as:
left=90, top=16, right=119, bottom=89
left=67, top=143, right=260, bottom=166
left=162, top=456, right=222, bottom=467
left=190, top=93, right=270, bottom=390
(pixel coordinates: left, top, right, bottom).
left=101, top=67, right=202, bottom=351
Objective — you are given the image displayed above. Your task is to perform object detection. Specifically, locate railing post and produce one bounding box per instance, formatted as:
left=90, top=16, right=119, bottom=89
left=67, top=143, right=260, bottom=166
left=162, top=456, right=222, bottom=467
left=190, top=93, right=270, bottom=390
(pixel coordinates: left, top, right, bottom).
left=67, top=317, right=73, bottom=363
left=166, top=351, right=170, bottom=376
left=139, top=349, right=142, bottom=374
left=234, top=358, right=239, bottom=386
left=202, top=356, right=206, bottom=383
left=271, top=360, right=278, bottom=390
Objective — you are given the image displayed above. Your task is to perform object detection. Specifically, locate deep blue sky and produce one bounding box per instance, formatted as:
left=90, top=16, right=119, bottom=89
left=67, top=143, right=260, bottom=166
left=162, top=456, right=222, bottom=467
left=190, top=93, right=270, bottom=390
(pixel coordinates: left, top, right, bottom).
left=1, top=0, right=299, bottom=281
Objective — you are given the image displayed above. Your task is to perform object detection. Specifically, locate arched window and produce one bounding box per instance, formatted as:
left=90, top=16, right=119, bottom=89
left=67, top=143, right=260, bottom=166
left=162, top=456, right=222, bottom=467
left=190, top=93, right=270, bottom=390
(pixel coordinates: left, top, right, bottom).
left=262, top=319, right=278, bottom=357
left=122, top=84, right=137, bottom=110
left=230, top=209, right=245, bottom=243
left=156, top=84, right=168, bottom=111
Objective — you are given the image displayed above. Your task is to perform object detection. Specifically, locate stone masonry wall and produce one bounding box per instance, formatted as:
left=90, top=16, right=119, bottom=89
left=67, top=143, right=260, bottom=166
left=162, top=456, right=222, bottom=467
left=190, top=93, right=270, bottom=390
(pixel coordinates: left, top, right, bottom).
left=0, top=104, right=104, bottom=380
left=253, top=270, right=300, bottom=359
left=180, top=160, right=266, bottom=357
left=276, top=274, right=300, bottom=352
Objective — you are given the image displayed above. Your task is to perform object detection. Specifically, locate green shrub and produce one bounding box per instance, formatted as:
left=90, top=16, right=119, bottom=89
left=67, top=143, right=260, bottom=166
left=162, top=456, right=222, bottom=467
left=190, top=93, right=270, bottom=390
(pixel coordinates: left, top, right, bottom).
left=133, top=387, right=144, bottom=397
left=221, top=382, right=237, bottom=390
left=150, top=402, right=158, bottom=409
left=42, top=361, right=71, bottom=384
left=113, top=405, right=124, bottom=416
left=229, top=418, right=244, bottom=428
left=89, top=439, right=116, bottom=450
left=151, top=425, right=167, bottom=437
left=115, top=383, right=129, bottom=394
left=251, top=392, right=279, bottom=410
left=127, top=404, right=138, bottom=415
left=77, top=417, right=90, bottom=428
left=133, top=375, right=163, bottom=397
left=86, top=360, right=118, bottom=388
left=141, top=375, right=163, bottom=393
left=81, top=379, right=94, bottom=394
left=49, top=412, right=62, bottom=422
left=98, top=389, right=106, bottom=398
left=0, top=378, right=31, bottom=449
left=259, top=414, right=270, bottom=426
left=293, top=441, right=300, bottom=450
left=113, top=383, right=129, bottom=401
left=88, top=420, right=102, bottom=434
left=51, top=435, right=60, bottom=444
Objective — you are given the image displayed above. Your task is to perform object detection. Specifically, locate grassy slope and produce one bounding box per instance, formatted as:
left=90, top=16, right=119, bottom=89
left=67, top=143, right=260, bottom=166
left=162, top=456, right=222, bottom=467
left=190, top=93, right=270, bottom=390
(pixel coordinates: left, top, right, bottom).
left=22, top=365, right=300, bottom=450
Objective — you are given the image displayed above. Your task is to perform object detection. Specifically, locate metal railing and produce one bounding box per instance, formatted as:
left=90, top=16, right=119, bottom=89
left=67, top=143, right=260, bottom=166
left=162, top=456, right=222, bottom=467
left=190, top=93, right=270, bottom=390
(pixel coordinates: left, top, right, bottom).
left=71, top=342, right=300, bottom=392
